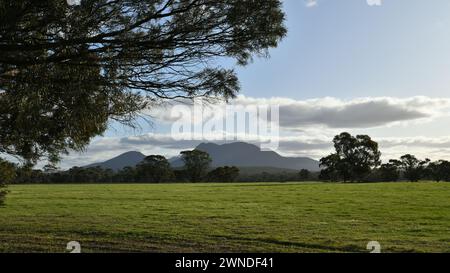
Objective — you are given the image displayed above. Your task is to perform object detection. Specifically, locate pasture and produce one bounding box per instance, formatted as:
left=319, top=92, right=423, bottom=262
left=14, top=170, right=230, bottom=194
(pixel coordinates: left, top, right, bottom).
left=0, top=182, right=449, bottom=252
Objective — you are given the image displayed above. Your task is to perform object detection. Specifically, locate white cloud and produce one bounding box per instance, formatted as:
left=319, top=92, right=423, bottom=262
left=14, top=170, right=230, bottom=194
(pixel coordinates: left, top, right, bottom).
left=149, top=95, right=450, bottom=130
left=56, top=95, right=450, bottom=169
left=305, top=0, right=318, bottom=8
left=59, top=133, right=450, bottom=169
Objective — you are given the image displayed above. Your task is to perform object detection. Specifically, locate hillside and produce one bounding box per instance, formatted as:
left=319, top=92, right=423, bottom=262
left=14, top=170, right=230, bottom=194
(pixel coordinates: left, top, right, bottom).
left=84, top=142, right=320, bottom=172
left=171, top=142, right=320, bottom=171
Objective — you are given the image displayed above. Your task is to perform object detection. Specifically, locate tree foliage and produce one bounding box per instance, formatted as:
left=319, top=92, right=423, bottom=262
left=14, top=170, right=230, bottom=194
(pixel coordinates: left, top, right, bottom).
left=398, top=154, right=429, bottom=182
left=298, top=169, right=310, bottom=181
left=0, top=0, right=286, bottom=164
left=135, top=155, right=174, bottom=183
left=0, top=158, right=16, bottom=205
left=320, top=132, right=381, bottom=182
left=427, top=160, right=450, bottom=182
left=207, top=166, right=239, bottom=182
left=378, top=160, right=401, bottom=182
left=180, top=149, right=212, bottom=182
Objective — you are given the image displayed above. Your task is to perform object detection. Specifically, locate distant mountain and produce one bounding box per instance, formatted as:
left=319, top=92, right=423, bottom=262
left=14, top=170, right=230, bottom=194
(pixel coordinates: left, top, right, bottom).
left=170, top=142, right=320, bottom=171
left=83, top=142, right=320, bottom=172
left=84, top=151, right=146, bottom=171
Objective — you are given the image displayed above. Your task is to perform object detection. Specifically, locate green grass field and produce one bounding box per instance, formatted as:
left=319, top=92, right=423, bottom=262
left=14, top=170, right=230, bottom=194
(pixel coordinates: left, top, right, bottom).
left=1, top=182, right=449, bottom=253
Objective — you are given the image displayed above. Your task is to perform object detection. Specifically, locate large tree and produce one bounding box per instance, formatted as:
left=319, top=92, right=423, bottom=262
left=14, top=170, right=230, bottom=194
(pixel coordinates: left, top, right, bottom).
left=398, top=154, right=429, bottom=182
left=135, top=155, right=174, bottom=183
left=180, top=149, right=211, bottom=182
left=0, top=0, right=286, bottom=164
left=427, top=160, right=450, bottom=182
left=378, top=160, right=401, bottom=182
left=320, top=132, right=381, bottom=182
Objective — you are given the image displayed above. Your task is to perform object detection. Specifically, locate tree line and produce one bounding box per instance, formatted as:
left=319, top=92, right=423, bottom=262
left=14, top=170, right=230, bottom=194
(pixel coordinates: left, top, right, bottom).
left=8, top=150, right=241, bottom=185
left=319, top=132, right=450, bottom=183
left=4, top=132, right=450, bottom=187
left=7, top=150, right=315, bottom=185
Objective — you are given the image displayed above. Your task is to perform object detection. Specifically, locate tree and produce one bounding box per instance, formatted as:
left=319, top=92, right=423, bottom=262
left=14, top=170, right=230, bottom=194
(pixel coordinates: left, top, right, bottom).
left=426, top=160, right=450, bottom=182
left=0, top=158, right=16, bottom=205
left=398, top=154, right=429, bottom=182
left=135, top=155, right=174, bottom=183
left=378, top=160, right=401, bottom=182
left=0, top=0, right=286, bottom=165
left=180, top=150, right=212, bottom=182
left=207, top=166, right=239, bottom=182
left=319, top=132, right=381, bottom=182
left=115, top=166, right=137, bottom=183
left=298, top=169, right=310, bottom=181
left=319, top=153, right=340, bottom=182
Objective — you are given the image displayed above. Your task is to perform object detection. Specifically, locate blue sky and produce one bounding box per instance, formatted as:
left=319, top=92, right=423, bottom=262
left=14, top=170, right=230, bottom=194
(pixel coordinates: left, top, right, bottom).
left=61, top=0, right=450, bottom=168
left=237, top=0, right=450, bottom=99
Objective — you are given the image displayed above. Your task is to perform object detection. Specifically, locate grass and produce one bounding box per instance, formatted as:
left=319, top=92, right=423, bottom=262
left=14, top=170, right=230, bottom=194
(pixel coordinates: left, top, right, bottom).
left=0, top=182, right=449, bottom=253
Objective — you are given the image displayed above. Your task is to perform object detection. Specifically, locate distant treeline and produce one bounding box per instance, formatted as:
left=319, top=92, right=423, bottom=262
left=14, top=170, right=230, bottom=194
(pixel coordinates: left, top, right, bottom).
left=7, top=149, right=318, bottom=184
left=4, top=132, right=450, bottom=184
left=318, top=132, right=450, bottom=183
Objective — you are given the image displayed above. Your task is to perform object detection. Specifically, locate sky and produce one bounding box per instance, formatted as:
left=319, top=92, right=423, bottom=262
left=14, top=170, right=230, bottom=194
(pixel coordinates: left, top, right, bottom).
left=60, top=0, right=450, bottom=168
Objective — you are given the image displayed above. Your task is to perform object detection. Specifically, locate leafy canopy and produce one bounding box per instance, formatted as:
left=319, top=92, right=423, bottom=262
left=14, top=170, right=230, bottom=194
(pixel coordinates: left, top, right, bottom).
left=320, top=132, right=381, bottom=182
left=181, top=149, right=211, bottom=182
left=0, top=0, right=286, bottom=164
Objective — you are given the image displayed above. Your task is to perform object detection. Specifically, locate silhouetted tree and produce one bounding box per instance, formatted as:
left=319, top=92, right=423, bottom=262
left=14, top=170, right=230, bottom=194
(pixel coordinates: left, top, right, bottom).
left=398, top=154, right=429, bottom=182
left=320, top=133, right=381, bottom=182
left=136, top=155, right=174, bottom=183
left=207, top=166, right=239, bottom=182
left=181, top=150, right=212, bottom=182
left=0, top=0, right=286, bottom=165
left=115, top=167, right=137, bottom=183
left=427, top=160, right=450, bottom=182
left=298, top=169, right=310, bottom=181
left=379, top=160, right=401, bottom=182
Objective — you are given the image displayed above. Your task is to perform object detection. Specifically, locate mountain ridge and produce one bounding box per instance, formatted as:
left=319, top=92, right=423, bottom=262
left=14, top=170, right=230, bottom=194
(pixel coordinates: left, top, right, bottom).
left=83, top=142, right=320, bottom=172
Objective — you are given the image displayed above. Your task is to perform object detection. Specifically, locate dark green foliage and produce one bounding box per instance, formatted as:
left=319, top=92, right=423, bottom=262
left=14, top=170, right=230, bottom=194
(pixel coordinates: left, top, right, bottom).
left=181, top=150, right=212, bottom=182
left=135, top=155, right=174, bottom=183
left=0, top=158, right=16, bottom=205
left=298, top=169, right=310, bottom=181
left=114, top=167, right=137, bottom=183
left=426, top=160, right=450, bottom=182
left=320, top=132, right=381, bottom=182
left=379, top=160, right=401, bottom=182
left=207, top=166, right=239, bottom=182
left=0, top=0, right=286, bottom=164
left=398, top=155, right=429, bottom=182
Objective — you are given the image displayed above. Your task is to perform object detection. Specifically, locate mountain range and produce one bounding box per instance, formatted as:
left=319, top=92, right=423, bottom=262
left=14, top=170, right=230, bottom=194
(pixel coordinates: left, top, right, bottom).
left=84, top=142, right=321, bottom=172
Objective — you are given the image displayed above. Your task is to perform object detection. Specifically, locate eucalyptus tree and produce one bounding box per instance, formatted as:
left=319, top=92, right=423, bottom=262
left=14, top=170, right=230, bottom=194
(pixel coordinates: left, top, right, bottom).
left=0, top=0, right=286, bottom=165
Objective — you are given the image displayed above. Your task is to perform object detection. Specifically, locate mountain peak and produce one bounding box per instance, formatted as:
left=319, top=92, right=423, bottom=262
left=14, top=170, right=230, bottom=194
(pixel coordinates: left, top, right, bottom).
left=84, top=142, right=320, bottom=172
left=84, top=151, right=146, bottom=171
left=192, top=142, right=319, bottom=171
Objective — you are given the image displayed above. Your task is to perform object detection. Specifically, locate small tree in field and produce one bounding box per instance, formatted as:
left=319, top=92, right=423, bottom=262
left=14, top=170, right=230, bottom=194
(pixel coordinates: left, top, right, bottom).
left=320, top=132, right=381, bottom=182
left=135, top=155, right=174, bottom=183
left=298, top=169, right=310, bottom=181
left=181, top=150, right=212, bottom=182
left=426, top=160, right=450, bottom=182
left=398, top=154, right=429, bottom=182
left=0, top=158, right=16, bottom=205
left=379, top=160, right=401, bottom=182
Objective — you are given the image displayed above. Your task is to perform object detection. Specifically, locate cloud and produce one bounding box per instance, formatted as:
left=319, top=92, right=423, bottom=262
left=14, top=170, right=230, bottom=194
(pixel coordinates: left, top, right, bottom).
left=305, top=0, right=318, bottom=8
left=59, top=132, right=450, bottom=169
left=57, top=95, right=450, bottom=169
left=149, top=95, right=450, bottom=130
